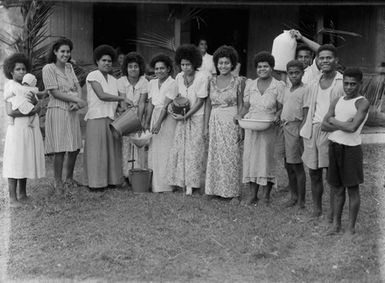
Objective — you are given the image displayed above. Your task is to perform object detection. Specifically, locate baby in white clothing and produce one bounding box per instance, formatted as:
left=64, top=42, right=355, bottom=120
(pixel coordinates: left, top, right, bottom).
left=6, top=73, right=38, bottom=127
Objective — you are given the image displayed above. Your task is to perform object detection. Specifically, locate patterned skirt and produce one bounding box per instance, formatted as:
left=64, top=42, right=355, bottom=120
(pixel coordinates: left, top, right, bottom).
left=205, top=106, right=241, bottom=198
left=167, top=114, right=205, bottom=188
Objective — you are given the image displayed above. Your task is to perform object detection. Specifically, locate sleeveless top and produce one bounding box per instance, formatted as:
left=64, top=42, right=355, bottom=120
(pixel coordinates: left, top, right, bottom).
left=328, top=96, right=368, bottom=146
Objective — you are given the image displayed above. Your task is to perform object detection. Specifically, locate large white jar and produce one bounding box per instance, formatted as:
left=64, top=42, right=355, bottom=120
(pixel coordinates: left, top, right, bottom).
left=271, top=30, right=297, bottom=71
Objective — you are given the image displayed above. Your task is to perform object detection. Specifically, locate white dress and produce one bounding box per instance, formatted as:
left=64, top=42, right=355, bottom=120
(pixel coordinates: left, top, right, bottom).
left=148, top=76, right=178, bottom=192
left=2, top=80, right=45, bottom=179
left=117, top=75, right=149, bottom=175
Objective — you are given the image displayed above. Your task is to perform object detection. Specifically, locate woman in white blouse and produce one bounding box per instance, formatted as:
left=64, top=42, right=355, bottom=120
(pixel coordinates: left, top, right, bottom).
left=167, top=44, right=209, bottom=195
left=83, top=45, right=130, bottom=190
left=117, top=52, right=149, bottom=175
left=145, top=54, right=178, bottom=192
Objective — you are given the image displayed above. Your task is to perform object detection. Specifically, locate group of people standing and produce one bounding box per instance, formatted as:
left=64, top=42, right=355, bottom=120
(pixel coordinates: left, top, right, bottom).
left=2, top=30, right=370, bottom=235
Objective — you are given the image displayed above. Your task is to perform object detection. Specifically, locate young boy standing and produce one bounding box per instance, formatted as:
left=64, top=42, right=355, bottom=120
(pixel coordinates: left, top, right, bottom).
left=280, top=60, right=308, bottom=209
left=322, top=68, right=370, bottom=235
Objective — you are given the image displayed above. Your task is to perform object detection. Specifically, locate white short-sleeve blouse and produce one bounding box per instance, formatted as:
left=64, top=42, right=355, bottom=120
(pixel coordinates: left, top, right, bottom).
left=117, top=75, right=148, bottom=106
left=175, top=71, right=209, bottom=116
left=85, top=70, right=119, bottom=121
left=148, top=76, right=178, bottom=107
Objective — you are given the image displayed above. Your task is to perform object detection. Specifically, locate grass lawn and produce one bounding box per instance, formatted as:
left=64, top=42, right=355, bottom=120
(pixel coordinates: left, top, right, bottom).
left=0, top=143, right=384, bottom=282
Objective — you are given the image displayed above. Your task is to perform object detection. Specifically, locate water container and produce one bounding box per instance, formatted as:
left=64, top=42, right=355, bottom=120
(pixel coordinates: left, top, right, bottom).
left=271, top=30, right=297, bottom=71
left=129, top=168, right=152, bottom=193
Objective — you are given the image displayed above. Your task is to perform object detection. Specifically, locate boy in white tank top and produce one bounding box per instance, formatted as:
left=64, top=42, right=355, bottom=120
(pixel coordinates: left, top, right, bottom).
left=321, top=68, right=370, bottom=235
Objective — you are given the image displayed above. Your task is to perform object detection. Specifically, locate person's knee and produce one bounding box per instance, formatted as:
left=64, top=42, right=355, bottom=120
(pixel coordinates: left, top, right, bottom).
left=332, top=186, right=345, bottom=198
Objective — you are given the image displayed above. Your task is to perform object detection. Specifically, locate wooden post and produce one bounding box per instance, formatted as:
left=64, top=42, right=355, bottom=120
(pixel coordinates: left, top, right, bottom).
left=316, top=13, right=324, bottom=44
left=174, top=17, right=181, bottom=48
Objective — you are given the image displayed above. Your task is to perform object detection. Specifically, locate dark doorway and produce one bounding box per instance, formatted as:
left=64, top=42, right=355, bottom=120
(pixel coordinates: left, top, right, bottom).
left=93, top=3, right=137, bottom=54
left=191, top=8, right=249, bottom=76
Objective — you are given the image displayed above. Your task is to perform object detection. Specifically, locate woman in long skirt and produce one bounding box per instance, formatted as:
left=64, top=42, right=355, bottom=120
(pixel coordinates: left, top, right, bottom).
left=145, top=54, right=178, bottom=192
left=83, top=45, right=130, bottom=190
left=167, top=44, right=209, bottom=195
left=117, top=52, right=149, bottom=176
left=235, top=51, right=284, bottom=205
left=204, top=45, right=243, bottom=202
left=2, top=53, right=45, bottom=207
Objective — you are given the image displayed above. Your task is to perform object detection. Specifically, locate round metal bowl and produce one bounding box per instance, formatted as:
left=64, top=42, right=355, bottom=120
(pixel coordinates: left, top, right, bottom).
left=238, top=119, right=273, bottom=131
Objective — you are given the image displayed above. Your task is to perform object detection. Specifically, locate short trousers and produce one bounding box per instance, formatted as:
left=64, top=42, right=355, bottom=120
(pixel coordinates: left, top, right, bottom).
left=327, top=142, right=363, bottom=187
left=302, top=123, right=329, bottom=170
left=283, top=121, right=303, bottom=164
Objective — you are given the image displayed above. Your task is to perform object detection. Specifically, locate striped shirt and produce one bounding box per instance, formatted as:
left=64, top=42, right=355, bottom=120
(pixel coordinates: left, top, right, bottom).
left=42, top=63, right=79, bottom=111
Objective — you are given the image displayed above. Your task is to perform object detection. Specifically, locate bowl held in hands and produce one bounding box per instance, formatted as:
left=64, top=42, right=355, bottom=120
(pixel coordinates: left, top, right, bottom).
left=238, top=118, right=273, bottom=131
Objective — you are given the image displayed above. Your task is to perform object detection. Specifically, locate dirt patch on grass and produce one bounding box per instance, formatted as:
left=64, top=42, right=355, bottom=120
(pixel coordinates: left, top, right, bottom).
left=1, top=144, right=383, bottom=282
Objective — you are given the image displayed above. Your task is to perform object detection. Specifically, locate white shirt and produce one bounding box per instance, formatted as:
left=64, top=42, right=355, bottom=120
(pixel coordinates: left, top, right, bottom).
left=117, top=75, right=149, bottom=106
left=175, top=71, right=209, bottom=116
left=85, top=70, right=119, bottom=121
left=199, top=53, right=216, bottom=75
left=313, top=85, right=332, bottom=124
left=148, top=76, right=178, bottom=107
left=303, top=59, right=321, bottom=85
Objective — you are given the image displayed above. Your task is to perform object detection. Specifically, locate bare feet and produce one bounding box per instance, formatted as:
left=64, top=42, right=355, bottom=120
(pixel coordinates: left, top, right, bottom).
left=230, top=198, right=240, bottom=206
left=64, top=178, right=81, bottom=188
left=311, top=210, right=322, bottom=218
left=18, top=195, right=29, bottom=203
left=9, top=200, right=22, bottom=208
left=325, top=226, right=342, bottom=236
left=54, top=180, right=65, bottom=195
left=284, top=199, right=297, bottom=208
left=186, top=186, right=192, bottom=196
left=241, top=197, right=258, bottom=206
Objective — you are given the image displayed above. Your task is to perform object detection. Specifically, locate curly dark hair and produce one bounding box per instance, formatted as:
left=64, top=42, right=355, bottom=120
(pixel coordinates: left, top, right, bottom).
left=344, top=67, right=363, bottom=82
left=253, top=51, right=275, bottom=69
left=175, top=44, right=202, bottom=70
left=213, top=45, right=238, bottom=72
left=93, top=44, right=116, bottom=64
left=121, top=52, right=146, bottom=77
left=296, top=44, right=313, bottom=55
left=46, top=38, right=73, bottom=63
left=3, top=53, right=31, bottom=80
left=317, top=44, right=337, bottom=57
left=150, top=53, right=173, bottom=75
left=286, top=59, right=304, bottom=71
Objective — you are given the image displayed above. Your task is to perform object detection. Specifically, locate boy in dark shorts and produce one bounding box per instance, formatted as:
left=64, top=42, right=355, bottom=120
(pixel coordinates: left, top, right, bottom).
left=321, top=68, right=370, bottom=235
left=280, top=60, right=309, bottom=209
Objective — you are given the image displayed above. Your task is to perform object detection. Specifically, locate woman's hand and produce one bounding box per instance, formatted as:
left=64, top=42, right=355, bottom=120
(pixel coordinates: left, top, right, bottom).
left=171, top=113, right=185, bottom=121
left=75, top=98, right=87, bottom=109
left=273, top=114, right=282, bottom=126
left=26, top=91, right=38, bottom=105
left=32, top=103, right=42, bottom=115
left=69, top=102, right=79, bottom=111
left=151, top=122, right=162, bottom=134
left=167, top=103, right=174, bottom=115
left=237, top=127, right=244, bottom=144
left=233, top=114, right=242, bottom=125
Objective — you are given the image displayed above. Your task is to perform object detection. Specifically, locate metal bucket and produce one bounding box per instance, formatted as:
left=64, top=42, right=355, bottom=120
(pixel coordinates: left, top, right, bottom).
left=129, top=168, right=152, bottom=193
left=110, top=108, right=142, bottom=137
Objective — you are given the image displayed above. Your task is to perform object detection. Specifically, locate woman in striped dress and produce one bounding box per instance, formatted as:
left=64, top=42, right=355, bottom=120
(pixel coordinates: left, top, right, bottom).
left=42, top=38, right=86, bottom=193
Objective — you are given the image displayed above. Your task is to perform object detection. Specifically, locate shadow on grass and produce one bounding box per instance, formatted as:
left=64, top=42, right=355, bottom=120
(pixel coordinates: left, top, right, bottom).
left=4, top=145, right=385, bottom=282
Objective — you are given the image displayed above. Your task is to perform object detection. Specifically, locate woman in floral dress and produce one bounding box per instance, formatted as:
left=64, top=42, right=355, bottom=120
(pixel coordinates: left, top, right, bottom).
left=167, top=44, right=209, bottom=195
left=117, top=52, right=149, bottom=176
left=235, top=51, right=284, bottom=205
left=204, top=45, right=243, bottom=202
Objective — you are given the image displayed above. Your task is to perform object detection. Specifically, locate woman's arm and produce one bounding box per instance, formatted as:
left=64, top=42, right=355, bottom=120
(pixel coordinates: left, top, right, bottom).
left=89, top=81, right=126, bottom=102
left=151, top=97, right=173, bottom=134
left=138, top=92, right=148, bottom=123
left=145, top=99, right=154, bottom=130
left=203, top=96, right=212, bottom=135
left=5, top=101, right=40, bottom=118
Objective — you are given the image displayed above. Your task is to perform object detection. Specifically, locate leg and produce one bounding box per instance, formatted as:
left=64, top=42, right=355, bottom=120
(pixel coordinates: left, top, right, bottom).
left=347, top=185, right=360, bottom=235
left=309, top=168, right=324, bottom=217
left=328, top=182, right=335, bottom=223
left=242, top=182, right=259, bottom=205
left=65, top=150, right=80, bottom=186
left=264, top=181, right=273, bottom=204
left=293, top=163, right=306, bottom=209
left=285, top=163, right=298, bottom=207
left=18, top=178, right=28, bottom=201
left=54, top=152, right=65, bottom=192
left=8, top=178, right=19, bottom=207
left=326, top=185, right=345, bottom=235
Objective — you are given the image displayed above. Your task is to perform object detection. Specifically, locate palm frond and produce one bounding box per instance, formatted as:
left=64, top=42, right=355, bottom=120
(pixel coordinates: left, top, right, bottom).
left=361, top=74, right=385, bottom=108
left=318, top=28, right=362, bottom=38
left=128, top=32, right=176, bottom=52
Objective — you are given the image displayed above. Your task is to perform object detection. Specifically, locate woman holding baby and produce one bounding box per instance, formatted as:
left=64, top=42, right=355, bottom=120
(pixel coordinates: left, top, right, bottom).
left=42, top=38, right=86, bottom=193
left=2, top=53, right=45, bottom=207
